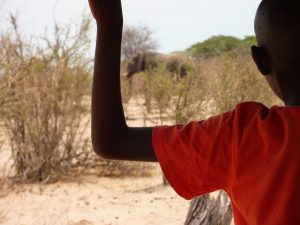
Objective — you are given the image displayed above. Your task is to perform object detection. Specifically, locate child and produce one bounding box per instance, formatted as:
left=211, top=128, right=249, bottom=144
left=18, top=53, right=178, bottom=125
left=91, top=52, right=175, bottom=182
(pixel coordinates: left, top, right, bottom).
left=88, top=0, right=300, bottom=224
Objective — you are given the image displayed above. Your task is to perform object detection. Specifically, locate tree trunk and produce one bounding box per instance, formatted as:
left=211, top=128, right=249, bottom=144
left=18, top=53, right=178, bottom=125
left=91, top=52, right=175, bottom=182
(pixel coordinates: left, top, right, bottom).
left=184, top=191, right=233, bottom=225
left=162, top=175, right=168, bottom=186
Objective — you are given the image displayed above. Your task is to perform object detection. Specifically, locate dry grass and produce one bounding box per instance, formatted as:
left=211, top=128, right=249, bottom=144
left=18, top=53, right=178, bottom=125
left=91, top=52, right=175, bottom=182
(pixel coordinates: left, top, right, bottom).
left=134, top=45, right=280, bottom=126
left=0, top=13, right=280, bottom=184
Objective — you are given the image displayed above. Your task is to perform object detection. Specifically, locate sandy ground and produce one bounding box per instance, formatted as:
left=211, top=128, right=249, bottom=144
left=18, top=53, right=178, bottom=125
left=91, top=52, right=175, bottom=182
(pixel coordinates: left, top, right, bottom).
left=0, top=175, right=190, bottom=225
left=0, top=95, right=235, bottom=225
left=0, top=96, right=191, bottom=225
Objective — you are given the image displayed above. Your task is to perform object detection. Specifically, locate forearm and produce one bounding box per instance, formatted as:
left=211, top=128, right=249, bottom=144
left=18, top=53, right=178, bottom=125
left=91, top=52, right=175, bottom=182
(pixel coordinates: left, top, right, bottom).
left=91, top=24, right=127, bottom=156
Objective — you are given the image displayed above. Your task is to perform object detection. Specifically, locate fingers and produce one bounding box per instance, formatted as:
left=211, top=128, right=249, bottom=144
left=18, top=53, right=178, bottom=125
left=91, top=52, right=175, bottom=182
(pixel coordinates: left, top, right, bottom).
left=87, top=0, right=123, bottom=25
left=88, top=0, right=96, bottom=19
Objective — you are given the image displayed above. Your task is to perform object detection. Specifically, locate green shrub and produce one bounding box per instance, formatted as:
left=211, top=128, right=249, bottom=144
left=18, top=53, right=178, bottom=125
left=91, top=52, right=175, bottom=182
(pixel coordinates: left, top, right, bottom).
left=186, top=35, right=257, bottom=57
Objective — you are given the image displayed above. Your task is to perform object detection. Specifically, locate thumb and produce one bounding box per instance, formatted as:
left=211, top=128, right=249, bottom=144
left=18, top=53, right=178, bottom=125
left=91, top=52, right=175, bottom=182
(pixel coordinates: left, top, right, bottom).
left=88, top=0, right=96, bottom=19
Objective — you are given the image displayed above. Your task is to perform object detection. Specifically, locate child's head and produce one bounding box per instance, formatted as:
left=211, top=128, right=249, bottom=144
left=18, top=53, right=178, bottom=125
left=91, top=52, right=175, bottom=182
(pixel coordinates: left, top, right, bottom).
left=252, top=0, right=300, bottom=105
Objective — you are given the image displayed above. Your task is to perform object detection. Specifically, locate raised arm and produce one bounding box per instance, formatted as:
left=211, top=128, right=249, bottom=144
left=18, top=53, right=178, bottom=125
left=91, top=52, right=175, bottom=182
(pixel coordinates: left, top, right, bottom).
left=89, top=0, right=157, bottom=162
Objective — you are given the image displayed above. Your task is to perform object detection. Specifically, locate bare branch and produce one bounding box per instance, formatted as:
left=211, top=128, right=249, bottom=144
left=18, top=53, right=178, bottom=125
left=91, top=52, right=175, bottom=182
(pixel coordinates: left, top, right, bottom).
left=122, top=25, right=158, bottom=60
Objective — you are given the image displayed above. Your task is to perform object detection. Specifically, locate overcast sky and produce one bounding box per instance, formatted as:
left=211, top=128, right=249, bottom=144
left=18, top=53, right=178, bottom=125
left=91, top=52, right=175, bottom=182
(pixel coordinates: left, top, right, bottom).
left=2, top=0, right=261, bottom=53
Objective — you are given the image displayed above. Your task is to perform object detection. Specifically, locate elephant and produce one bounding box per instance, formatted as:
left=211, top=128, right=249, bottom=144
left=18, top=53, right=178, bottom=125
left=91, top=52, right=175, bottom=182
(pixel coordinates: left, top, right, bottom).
left=124, top=52, right=193, bottom=111
left=125, top=51, right=191, bottom=80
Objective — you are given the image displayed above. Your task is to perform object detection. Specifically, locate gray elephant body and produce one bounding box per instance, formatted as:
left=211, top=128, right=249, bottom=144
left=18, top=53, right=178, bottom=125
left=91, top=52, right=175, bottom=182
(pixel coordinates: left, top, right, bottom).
left=126, top=52, right=190, bottom=80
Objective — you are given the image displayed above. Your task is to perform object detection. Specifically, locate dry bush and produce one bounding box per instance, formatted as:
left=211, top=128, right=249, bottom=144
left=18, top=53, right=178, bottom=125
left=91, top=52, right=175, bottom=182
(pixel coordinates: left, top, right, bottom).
left=0, top=15, right=280, bottom=183
left=143, top=65, right=175, bottom=124
left=171, top=62, right=212, bottom=124
left=138, top=46, right=281, bottom=126
left=141, top=61, right=211, bottom=125
left=0, top=16, right=158, bottom=181
left=120, top=63, right=132, bottom=105
left=209, top=46, right=281, bottom=113
left=0, top=16, right=92, bottom=182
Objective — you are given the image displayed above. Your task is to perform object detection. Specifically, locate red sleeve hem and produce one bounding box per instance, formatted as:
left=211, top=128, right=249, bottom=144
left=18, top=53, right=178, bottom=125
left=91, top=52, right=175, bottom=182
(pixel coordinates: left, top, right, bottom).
left=152, top=126, right=194, bottom=200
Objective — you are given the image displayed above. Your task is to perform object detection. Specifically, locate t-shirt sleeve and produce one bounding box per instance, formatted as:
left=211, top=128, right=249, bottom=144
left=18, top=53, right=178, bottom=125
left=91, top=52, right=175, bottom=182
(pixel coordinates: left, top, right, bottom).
left=152, top=110, right=236, bottom=200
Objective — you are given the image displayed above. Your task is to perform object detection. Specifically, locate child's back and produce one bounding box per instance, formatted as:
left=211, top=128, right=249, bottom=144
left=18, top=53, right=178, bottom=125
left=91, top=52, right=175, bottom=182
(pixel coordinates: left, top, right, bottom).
left=153, top=102, right=300, bottom=224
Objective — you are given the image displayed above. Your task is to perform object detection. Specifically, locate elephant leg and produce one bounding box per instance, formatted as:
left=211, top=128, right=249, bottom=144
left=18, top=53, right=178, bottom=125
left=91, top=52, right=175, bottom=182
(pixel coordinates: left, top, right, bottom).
left=144, top=87, right=151, bottom=113
left=121, top=76, right=133, bottom=104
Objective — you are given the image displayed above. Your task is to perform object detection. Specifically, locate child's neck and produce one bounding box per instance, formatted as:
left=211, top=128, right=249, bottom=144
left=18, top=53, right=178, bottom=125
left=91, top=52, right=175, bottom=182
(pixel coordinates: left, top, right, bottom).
left=284, top=98, right=300, bottom=106
left=281, top=88, right=300, bottom=106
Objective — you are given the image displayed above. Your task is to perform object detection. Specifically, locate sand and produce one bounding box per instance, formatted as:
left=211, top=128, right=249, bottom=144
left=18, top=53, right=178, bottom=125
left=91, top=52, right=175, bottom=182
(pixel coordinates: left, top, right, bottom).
left=0, top=175, right=190, bottom=225
left=0, top=96, right=191, bottom=225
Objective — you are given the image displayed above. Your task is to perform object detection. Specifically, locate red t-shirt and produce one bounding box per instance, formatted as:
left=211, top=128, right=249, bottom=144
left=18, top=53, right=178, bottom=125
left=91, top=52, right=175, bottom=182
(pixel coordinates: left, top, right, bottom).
left=152, top=102, right=300, bottom=225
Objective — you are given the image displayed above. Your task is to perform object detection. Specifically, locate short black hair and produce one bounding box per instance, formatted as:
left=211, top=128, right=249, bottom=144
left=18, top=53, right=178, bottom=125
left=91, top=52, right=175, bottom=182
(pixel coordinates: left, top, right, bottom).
left=255, top=0, right=300, bottom=47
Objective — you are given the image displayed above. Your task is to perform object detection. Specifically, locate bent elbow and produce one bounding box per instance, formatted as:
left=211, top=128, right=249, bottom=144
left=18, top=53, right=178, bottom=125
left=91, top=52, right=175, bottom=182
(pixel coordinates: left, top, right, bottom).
left=91, top=137, right=120, bottom=160
left=92, top=141, right=110, bottom=159
left=91, top=127, right=129, bottom=160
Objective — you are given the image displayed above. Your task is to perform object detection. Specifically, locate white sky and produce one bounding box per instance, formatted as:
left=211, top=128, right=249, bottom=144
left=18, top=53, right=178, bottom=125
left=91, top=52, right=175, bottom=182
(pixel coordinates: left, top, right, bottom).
left=2, top=0, right=261, bottom=53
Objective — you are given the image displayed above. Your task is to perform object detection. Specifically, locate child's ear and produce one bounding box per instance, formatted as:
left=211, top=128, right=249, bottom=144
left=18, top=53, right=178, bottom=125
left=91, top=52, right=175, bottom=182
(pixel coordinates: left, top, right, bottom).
left=251, top=46, right=271, bottom=75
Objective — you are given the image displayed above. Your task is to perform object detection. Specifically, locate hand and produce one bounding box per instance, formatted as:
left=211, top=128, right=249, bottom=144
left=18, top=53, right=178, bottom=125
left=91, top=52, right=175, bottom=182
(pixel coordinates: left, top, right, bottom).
left=88, top=0, right=123, bottom=27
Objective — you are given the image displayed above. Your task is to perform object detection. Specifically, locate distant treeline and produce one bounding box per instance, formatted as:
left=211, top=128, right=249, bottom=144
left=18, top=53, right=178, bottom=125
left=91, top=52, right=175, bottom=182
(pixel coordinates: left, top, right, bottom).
left=186, top=35, right=257, bottom=57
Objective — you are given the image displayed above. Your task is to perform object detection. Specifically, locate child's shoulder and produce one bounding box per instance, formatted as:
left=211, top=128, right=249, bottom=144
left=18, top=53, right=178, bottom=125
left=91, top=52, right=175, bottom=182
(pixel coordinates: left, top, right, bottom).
left=235, top=101, right=268, bottom=110
left=232, top=101, right=300, bottom=124
left=228, top=101, right=269, bottom=118
left=231, top=101, right=271, bottom=124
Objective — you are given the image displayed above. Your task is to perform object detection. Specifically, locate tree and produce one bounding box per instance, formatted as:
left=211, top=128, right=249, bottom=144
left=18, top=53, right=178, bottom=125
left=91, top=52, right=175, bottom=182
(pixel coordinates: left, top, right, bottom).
left=186, top=35, right=257, bottom=57
left=242, top=36, right=257, bottom=46
left=121, top=25, right=158, bottom=60
left=184, top=191, right=232, bottom=225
